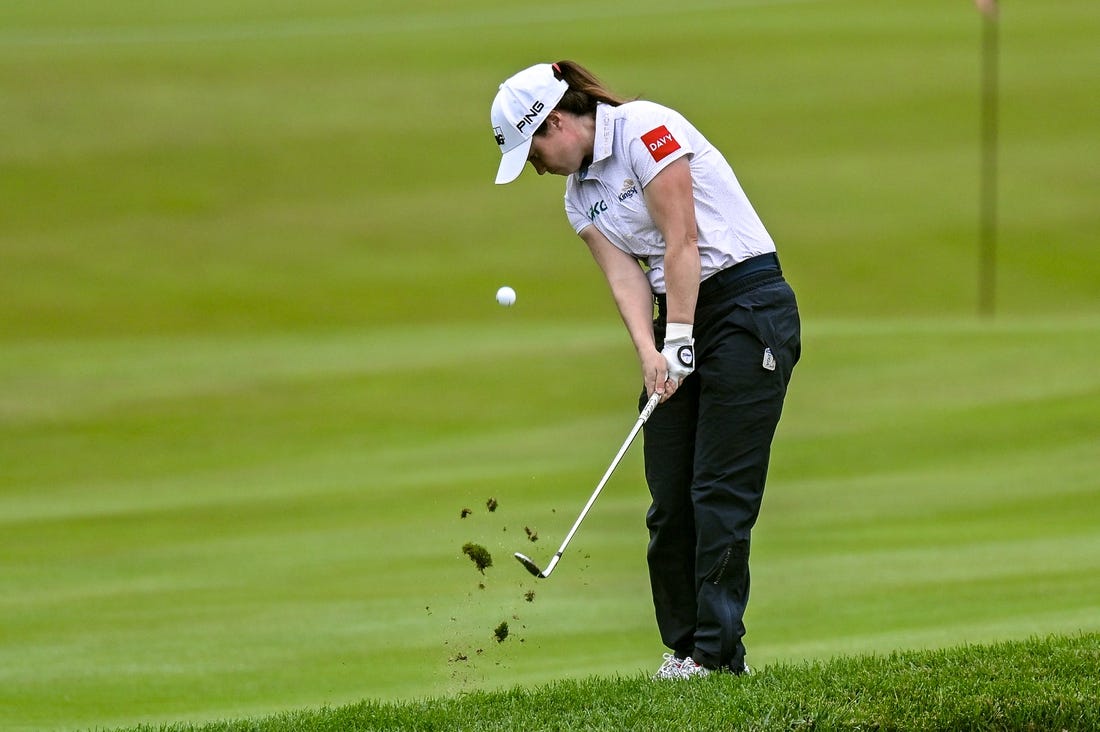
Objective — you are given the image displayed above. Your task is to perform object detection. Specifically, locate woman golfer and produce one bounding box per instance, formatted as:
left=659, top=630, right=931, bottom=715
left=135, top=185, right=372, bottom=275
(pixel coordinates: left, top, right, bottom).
left=490, top=61, right=800, bottom=679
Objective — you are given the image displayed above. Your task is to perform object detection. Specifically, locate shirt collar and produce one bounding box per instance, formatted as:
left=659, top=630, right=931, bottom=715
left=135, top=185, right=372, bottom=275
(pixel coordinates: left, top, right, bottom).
left=592, top=103, right=615, bottom=165
left=578, top=103, right=615, bottom=181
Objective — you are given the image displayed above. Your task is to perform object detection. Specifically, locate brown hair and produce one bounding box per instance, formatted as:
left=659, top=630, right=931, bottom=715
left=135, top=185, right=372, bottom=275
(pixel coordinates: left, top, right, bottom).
left=534, top=60, right=632, bottom=135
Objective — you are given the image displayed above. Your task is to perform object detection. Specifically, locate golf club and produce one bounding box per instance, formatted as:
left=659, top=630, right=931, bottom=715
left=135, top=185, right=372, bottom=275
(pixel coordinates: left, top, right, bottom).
left=515, top=391, right=662, bottom=579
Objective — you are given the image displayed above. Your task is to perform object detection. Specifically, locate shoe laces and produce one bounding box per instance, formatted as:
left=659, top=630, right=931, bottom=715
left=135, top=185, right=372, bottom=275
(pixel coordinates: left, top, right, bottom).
left=652, top=653, right=684, bottom=679
left=679, top=657, right=711, bottom=678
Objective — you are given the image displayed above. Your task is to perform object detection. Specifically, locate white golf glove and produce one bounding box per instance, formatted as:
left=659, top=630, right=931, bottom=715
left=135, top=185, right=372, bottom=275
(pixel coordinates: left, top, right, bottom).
left=661, top=322, right=695, bottom=385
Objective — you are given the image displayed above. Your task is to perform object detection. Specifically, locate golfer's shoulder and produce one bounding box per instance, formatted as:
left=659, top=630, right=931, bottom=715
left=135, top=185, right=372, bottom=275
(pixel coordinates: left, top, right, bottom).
left=615, top=99, right=686, bottom=128
left=613, top=100, right=698, bottom=151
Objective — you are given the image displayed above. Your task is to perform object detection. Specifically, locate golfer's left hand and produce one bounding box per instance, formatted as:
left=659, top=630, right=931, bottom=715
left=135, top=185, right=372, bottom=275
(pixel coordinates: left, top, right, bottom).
left=661, top=323, right=695, bottom=387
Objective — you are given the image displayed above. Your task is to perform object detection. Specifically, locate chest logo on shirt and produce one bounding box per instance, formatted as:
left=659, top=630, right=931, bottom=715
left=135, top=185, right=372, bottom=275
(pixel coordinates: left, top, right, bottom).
left=641, top=125, right=681, bottom=162
left=618, top=178, right=639, bottom=202
left=587, top=200, right=608, bottom=221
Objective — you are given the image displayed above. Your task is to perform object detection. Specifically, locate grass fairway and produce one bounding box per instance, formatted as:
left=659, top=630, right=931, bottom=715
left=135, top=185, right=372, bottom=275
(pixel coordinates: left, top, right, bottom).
left=1, top=1, right=1098, bottom=730
left=117, top=633, right=1100, bottom=731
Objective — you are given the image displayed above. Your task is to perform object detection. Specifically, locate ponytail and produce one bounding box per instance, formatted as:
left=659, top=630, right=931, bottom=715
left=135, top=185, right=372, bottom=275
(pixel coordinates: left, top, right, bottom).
left=550, top=60, right=632, bottom=114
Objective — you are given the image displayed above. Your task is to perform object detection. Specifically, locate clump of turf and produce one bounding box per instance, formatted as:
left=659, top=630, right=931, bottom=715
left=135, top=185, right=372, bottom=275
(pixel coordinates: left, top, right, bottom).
left=462, top=543, right=492, bottom=573
left=460, top=508, right=472, bottom=518
left=524, top=526, right=538, bottom=542
left=486, top=497, right=498, bottom=512
left=524, top=590, right=535, bottom=603
left=493, top=621, right=509, bottom=643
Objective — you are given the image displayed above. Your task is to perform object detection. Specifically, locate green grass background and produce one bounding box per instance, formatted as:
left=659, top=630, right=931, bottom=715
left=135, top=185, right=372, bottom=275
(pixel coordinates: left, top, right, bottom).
left=121, top=634, right=1100, bottom=731
left=1, top=1, right=1097, bottom=730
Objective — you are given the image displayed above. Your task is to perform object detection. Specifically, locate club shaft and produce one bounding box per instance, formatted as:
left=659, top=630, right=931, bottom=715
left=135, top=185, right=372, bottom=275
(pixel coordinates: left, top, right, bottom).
left=545, top=392, right=661, bottom=573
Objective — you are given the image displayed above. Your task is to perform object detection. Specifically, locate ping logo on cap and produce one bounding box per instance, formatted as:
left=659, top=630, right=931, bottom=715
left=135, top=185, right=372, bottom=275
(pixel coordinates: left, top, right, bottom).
left=642, top=125, right=681, bottom=163
left=515, top=100, right=546, bottom=133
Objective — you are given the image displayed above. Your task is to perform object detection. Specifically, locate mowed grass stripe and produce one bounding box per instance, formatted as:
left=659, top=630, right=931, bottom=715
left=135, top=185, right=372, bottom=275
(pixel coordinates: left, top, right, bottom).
left=0, top=323, right=623, bottom=422
left=0, top=0, right=830, bottom=48
left=4, top=314, right=1095, bottom=423
left=0, top=411, right=638, bottom=524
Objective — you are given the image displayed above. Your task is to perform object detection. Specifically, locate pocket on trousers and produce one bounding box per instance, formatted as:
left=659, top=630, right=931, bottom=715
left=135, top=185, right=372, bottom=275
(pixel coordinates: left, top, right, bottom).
left=745, top=284, right=801, bottom=372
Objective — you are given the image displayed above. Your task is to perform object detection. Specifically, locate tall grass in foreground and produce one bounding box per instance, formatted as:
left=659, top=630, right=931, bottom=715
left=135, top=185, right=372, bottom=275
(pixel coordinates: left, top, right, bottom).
left=125, top=633, right=1098, bottom=731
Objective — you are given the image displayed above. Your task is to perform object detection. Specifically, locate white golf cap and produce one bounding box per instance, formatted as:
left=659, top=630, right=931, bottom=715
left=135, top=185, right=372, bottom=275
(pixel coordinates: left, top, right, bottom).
left=491, top=63, right=569, bottom=184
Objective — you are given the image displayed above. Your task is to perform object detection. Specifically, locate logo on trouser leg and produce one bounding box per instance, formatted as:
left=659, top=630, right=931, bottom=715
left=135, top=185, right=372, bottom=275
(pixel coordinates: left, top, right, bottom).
left=762, top=348, right=776, bottom=371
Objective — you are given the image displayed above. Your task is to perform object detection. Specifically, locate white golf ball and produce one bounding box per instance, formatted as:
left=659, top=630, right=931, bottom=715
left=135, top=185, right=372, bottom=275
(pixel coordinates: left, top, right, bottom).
left=496, top=286, right=516, bottom=307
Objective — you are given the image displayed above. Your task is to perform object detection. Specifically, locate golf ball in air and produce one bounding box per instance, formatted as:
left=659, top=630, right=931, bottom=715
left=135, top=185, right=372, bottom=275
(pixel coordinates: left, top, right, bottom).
left=496, top=286, right=516, bottom=307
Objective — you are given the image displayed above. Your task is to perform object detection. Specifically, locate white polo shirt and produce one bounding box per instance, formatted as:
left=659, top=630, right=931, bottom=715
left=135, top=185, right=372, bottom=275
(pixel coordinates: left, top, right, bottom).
left=565, top=101, right=775, bottom=294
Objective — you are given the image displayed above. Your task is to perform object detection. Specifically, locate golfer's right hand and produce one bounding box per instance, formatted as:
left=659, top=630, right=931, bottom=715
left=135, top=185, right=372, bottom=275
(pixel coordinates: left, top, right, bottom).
left=642, top=349, right=678, bottom=402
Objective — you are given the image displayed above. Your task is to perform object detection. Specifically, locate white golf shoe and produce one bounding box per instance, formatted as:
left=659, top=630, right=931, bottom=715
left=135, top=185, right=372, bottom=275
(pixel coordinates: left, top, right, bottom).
left=652, top=653, right=685, bottom=680
left=654, top=653, right=751, bottom=680
left=677, top=657, right=712, bottom=678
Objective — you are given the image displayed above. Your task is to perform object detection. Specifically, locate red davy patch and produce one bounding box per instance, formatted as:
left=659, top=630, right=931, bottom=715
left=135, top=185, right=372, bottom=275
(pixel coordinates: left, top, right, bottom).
left=641, top=125, right=681, bottom=163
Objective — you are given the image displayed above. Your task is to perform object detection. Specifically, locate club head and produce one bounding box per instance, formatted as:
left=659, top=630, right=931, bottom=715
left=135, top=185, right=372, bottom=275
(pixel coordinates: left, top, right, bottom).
left=514, top=552, right=544, bottom=578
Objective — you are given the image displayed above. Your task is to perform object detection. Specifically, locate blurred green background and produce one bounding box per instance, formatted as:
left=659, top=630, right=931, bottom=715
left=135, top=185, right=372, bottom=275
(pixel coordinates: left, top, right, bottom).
left=1, top=1, right=1097, bottom=730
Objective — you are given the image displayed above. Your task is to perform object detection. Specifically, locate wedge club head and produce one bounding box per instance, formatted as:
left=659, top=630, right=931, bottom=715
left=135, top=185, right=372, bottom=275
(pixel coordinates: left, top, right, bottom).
left=514, top=552, right=544, bottom=578
left=514, top=551, right=562, bottom=579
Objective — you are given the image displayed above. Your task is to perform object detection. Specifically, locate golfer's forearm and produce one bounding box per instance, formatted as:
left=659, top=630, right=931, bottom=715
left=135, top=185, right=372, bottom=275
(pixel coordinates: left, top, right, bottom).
left=663, top=240, right=700, bottom=326
left=643, top=158, right=700, bottom=326
left=609, top=274, right=659, bottom=358
left=581, top=226, right=660, bottom=357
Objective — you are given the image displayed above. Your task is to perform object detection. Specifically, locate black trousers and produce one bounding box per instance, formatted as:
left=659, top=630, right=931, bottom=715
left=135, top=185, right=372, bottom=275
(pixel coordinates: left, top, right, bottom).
left=641, top=254, right=800, bottom=671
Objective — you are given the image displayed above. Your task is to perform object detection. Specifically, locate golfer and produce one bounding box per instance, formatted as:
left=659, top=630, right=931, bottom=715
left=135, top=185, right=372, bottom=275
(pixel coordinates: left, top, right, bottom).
left=490, top=61, right=800, bottom=679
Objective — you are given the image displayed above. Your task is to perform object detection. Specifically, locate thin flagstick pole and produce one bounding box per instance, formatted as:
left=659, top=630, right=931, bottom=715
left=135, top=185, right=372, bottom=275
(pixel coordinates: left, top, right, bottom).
left=978, top=5, right=999, bottom=317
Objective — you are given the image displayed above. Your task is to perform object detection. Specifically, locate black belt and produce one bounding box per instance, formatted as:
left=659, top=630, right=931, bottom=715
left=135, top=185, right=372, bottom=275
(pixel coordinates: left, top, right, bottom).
left=656, top=252, right=782, bottom=316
